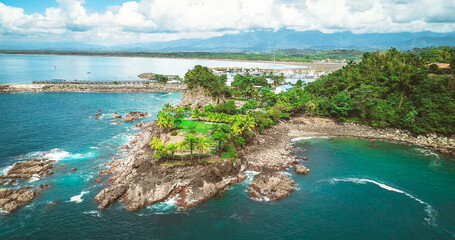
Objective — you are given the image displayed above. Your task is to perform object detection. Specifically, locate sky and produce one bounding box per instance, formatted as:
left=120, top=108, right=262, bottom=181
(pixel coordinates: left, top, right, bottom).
left=0, top=0, right=455, bottom=46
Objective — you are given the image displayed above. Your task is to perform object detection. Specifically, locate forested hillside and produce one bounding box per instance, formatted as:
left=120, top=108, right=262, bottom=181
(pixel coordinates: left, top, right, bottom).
left=305, top=48, right=455, bottom=134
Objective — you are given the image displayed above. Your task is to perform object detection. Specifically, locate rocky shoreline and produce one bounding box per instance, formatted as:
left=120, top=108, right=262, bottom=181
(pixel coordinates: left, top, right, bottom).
left=94, top=121, right=248, bottom=211
left=0, top=84, right=186, bottom=93
left=240, top=113, right=455, bottom=172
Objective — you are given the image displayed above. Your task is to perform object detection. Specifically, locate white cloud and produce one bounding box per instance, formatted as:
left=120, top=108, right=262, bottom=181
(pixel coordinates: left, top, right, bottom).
left=0, top=0, right=454, bottom=45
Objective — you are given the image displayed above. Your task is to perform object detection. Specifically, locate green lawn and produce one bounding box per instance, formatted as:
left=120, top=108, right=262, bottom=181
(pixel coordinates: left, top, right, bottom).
left=178, top=119, right=212, bottom=134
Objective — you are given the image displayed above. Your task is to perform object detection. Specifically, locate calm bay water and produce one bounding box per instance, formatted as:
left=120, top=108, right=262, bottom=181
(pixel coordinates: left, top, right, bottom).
left=0, top=54, right=305, bottom=84
left=0, top=55, right=454, bottom=239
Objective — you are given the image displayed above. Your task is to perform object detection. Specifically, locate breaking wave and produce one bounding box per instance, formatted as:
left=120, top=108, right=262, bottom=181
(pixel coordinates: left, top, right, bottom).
left=330, top=178, right=438, bottom=227
left=69, top=190, right=90, bottom=203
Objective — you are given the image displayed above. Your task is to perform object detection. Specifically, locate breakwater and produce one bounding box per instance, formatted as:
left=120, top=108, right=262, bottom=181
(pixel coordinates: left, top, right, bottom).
left=0, top=84, right=186, bottom=93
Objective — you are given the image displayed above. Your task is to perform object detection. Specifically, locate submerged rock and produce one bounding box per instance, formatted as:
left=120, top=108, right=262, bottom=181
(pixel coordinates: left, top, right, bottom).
left=124, top=112, right=148, bottom=122
left=249, top=170, right=296, bottom=201
left=294, top=164, right=310, bottom=175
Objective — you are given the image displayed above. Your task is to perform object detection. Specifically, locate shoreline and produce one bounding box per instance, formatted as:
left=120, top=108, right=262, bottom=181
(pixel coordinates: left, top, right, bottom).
left=240, top=113, right=454, bottom=169
left=0, top=53, right=346, bottom=70
left=0, top=84, right=186, bottom=93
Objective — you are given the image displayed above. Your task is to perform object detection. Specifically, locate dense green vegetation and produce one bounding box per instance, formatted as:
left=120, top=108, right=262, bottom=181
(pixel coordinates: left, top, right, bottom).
left=0, top=49, right=362, bottom=62
left=184, top=65, right=231, bottom=98
left=305, top=48, right=455, bottom=134
left=410, top=46, right=455, bottom=64
left=150, top=47, right=455, bottom=163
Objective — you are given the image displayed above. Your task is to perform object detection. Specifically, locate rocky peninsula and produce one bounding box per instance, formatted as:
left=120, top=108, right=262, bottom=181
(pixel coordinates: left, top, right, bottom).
left=0, top=84, right=186, bottom=93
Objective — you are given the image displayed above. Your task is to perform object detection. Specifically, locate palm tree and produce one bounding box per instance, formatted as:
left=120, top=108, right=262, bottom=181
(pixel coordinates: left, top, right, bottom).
left=177, top=141, right=185, bottom=161
left=183, top=134, right=198, bottom=160
left=306, top=100, right=317, bottom=117
left=149, top=137, right=163, bottom=150
left=195, top=137, right=209, bottom=161
left=242, top=115, right=256, bottom=133
left=210, top=124, right=232, bottom=154
left=165, top=143, right=178, bottom=160
left=191, top=108, right=202, bottom=121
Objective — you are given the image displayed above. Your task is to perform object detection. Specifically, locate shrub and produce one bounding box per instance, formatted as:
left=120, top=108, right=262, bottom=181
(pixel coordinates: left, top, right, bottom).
left=214, top=100, right=237, bottom=114
left=171, top=130, right=178, bottom=136
left=204, top=104, right=215, bottom=113
left=239, top=100, right=258, bottom=113
left=221, top=144, right=238, bottom=159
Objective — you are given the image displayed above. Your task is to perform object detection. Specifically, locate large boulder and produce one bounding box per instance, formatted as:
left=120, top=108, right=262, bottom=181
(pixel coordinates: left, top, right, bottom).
left=124, top=112, right=148, bottom=122
left=294, top=164, right=310, bottom=175
left=249, top=170, right=296, bottom=201
left=95, top=185, right=129, bottom=209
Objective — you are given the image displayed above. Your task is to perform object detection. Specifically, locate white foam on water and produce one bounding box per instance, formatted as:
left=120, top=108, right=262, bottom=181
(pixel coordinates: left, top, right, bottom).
left=69, top=152, right=96, bottom=160
left=330, top=178, right=438, bottom=227
left=89, top=146, right=98, bottom=150
left=244, top=170, right=260, bottom=185
left=83, top=210, right=102, bottom=217
left=415, top=148, right=440, bottom=159
left=143, top=195, right=179, bottom=214
left=160, top=93, right=172, bottom=97
left=29, top=174, right=41, bottom=182
left=43, top=149, right=70, bottom=161
left=291, top=136, right=330, bottom=142
left=69, top=190, right=89, bottom=203
left=0, top=165, right=13, bottom=175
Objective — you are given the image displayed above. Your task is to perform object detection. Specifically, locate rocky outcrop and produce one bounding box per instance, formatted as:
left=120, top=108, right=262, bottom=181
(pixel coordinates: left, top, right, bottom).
left=294, top=164, right=310, bottom=174
left=95, top=185, right=129, bottom=209
left=0, top=158, right=54, bottom=179
left=94, top=120, right=247, bottom=211
left=249, top=170, right=296, bottom=201
left=124, top=112, right=148, bottom=122
left=0, top=186, right=41, bottom=213
left=111, top=113, right=122, bottom=119
left=178, top=85, right=226, bottom=108
left=0, top=84, right=186, bottom=93
left=138, top=73, right=155, bottom=79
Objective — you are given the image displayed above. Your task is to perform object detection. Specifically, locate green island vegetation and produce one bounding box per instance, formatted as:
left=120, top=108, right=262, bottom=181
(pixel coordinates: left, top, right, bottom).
left=0, top=49, right=363, bottom=63
left=149, top=47, right=454, bottom=163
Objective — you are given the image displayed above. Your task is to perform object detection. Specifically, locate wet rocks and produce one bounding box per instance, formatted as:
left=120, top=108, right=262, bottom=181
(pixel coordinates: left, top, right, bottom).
left=294, top=164, right=310, bottom=175
left=95, top=185, right=129, bottom=209
left=95, top=113, right=102, bottom=119
left=0, top=180, right=6, bottom=186
left=124, top=112, right=148, bottom=122
left=0, top=158, right=54, bottom=179
left=249, top=170, right=296, bottom=201
left=0, top=187, right=38, bottom=213
left=95, top=177, right=102, bottom=182
left=71, top=168, right=77, bottom=171
left=111, top=112, right=122, bottom=119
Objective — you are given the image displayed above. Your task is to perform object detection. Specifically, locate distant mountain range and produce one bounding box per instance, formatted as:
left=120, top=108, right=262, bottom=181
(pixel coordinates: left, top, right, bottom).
left=1, top=29, right=454, bottom=52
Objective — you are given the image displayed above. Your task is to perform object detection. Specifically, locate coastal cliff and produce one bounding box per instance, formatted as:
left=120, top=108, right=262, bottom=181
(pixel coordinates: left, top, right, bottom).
left=0, top=84, right=186, bottom=93
left=178, top=85, right=227, bottom=108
